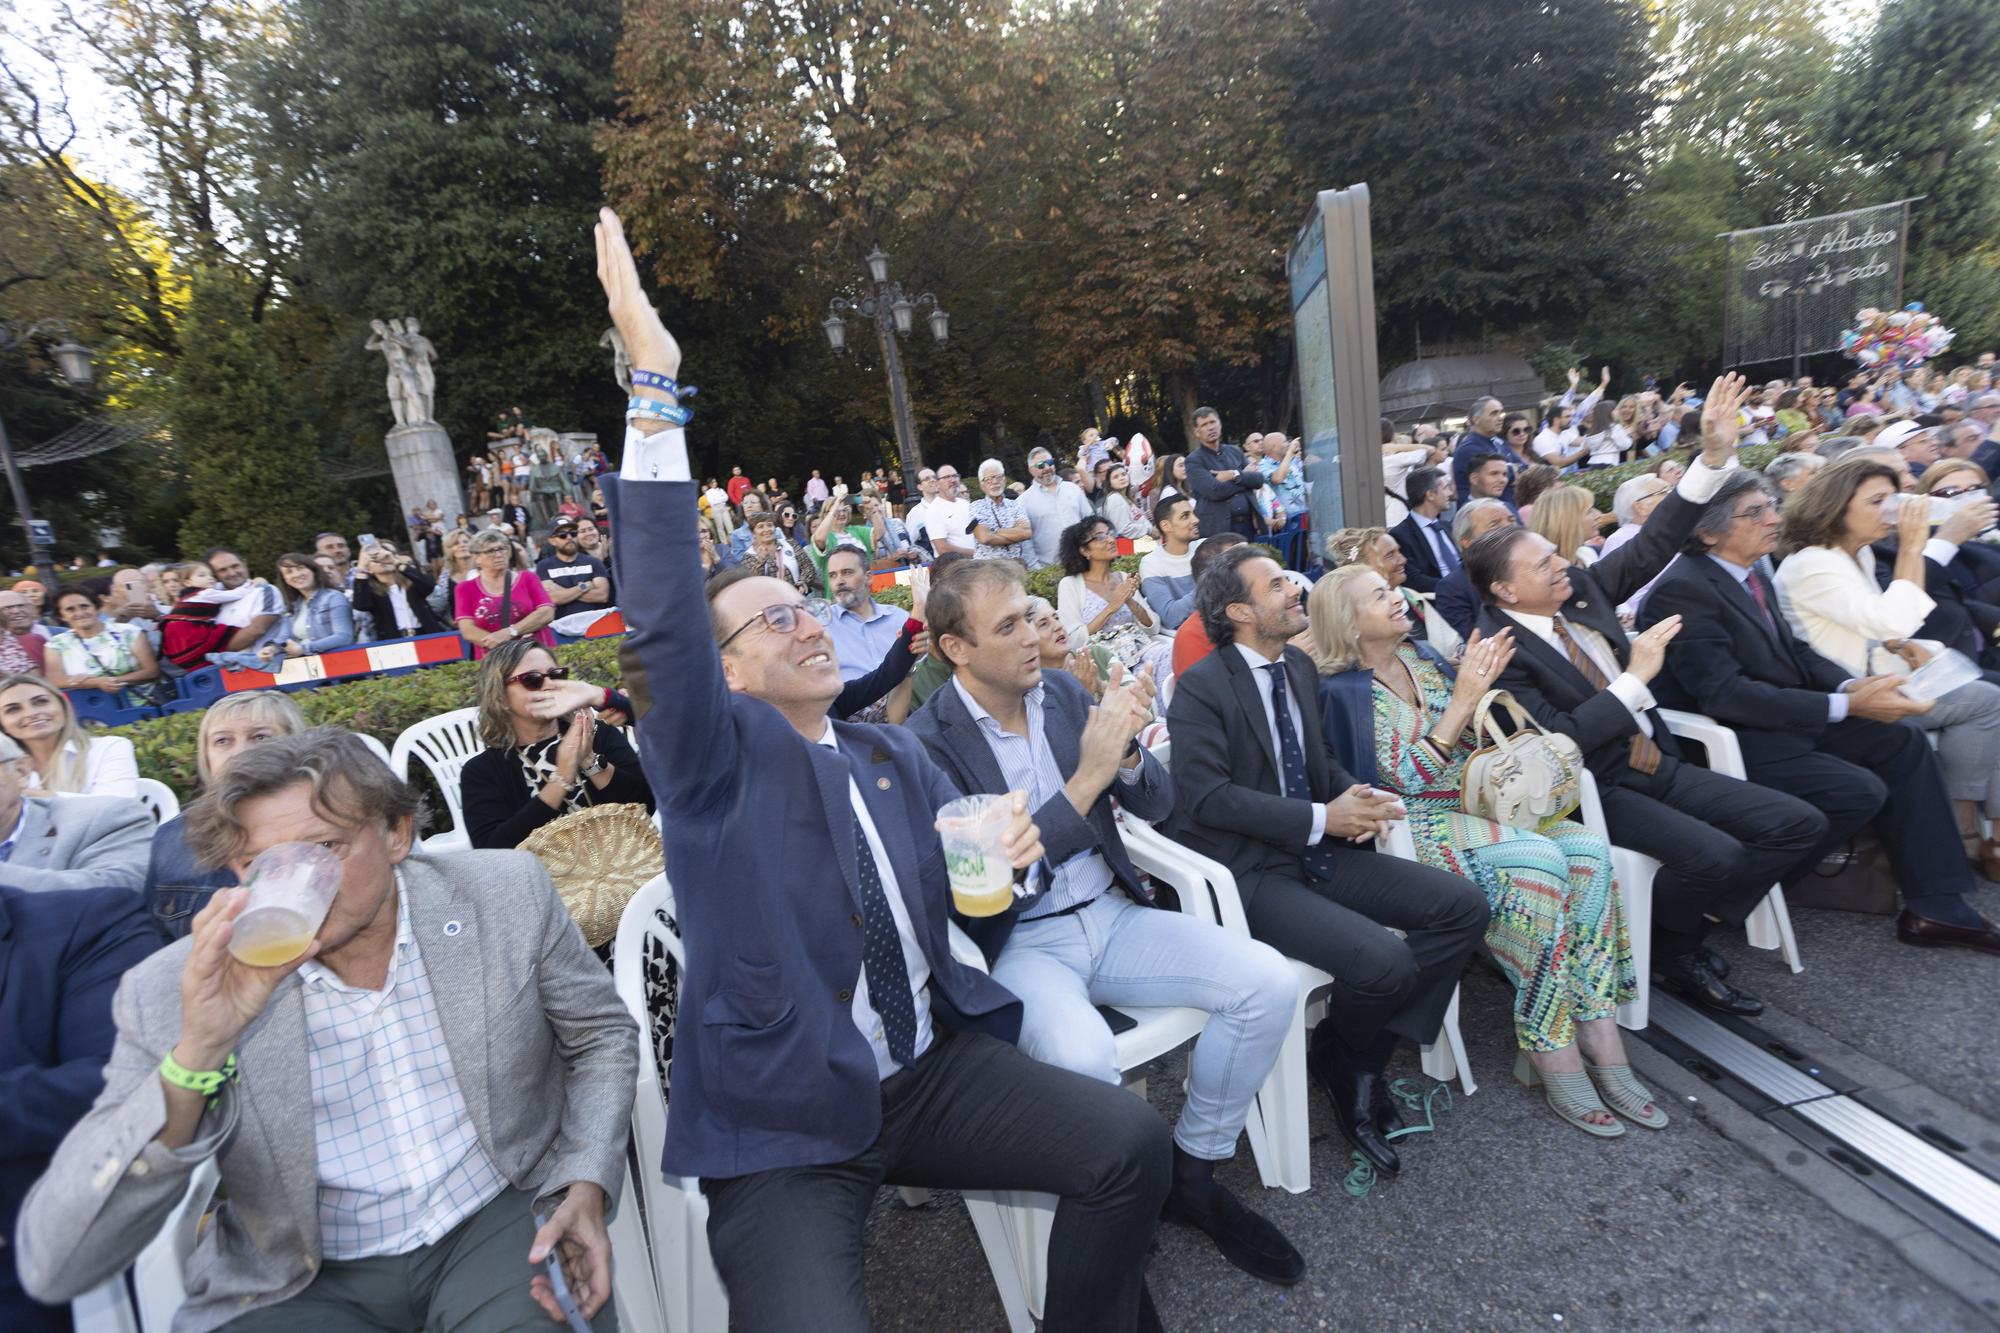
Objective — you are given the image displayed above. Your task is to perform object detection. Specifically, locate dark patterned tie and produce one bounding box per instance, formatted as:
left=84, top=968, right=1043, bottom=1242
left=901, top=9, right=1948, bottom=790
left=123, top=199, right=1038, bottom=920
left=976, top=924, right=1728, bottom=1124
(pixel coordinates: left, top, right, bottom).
left=1553, top=616, right=1662, bottom=776
left=852, top=811, right=918, bottom=1065
left=1744, top=570, right=1780, bottom=635
left=1265, top=663, right=1338, bottom=880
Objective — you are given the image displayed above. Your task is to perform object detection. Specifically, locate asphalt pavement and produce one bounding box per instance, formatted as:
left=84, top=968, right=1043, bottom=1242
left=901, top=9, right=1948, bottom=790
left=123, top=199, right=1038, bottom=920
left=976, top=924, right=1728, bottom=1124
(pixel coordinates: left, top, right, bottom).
left=855, top=891, right=2000, bottom=1331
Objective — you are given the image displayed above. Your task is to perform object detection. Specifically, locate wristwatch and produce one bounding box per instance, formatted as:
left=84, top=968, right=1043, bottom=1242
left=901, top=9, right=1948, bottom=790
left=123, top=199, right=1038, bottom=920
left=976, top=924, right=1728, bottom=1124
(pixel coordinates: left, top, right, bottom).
left=582, top=756, right=606, bottom=778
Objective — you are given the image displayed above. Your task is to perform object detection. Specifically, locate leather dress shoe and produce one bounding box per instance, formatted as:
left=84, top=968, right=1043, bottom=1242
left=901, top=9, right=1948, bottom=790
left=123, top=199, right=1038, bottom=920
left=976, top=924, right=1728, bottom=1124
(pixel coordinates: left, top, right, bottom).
left=1370, top=1073, right=1407, bottom=1136
left=1701, top=946, right=1730, bottom=980
left=1897, top=909, right=2000, bottom=955
left=1163, top=1175, right=1306, bottom=1285
left=1654, top=952, right=1764, bottom=1016
left=1310, top=1047, right=1400, bottom=1174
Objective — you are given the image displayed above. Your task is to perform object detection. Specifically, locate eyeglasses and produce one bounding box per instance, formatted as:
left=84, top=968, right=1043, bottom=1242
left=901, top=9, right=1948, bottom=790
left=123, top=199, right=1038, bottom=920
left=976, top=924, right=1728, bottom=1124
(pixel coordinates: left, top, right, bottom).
left=719, top=598, right=833, bottom=649
left=1032, top=459, right=1056, bottom=470
left=1930, top=485, right=1978, bottom=499
left=1731, top=502, right=1777, bottom=523
left=1085, top=528, right=1114, bottom=543
left=1507, top=426, right=1530, bottom=436
left=505, top=666, right=572, bottom=689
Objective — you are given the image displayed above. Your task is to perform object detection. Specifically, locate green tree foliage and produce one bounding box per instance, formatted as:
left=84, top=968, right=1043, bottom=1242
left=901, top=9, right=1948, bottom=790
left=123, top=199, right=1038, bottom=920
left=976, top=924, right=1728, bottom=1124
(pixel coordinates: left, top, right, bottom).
left=261, top=0, right=626, bottom=465
left=1819, top=0, right=2000, bottom=352
left=1284, top=0, right=1654, bottom=357
left=172, top=266, right=336, bottom=569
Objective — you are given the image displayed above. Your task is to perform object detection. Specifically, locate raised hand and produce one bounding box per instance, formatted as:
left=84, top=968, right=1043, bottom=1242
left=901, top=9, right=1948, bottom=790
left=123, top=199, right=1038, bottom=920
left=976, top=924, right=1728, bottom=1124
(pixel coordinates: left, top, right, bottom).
left=1699, top=373, right=1752, bottom=464
left=1626, top=614, right=1683, bottom=683
left=174, top=889, right=319, bottom=1070
left=527, top=678, right=609, bottom=720
left=1895, top=494, right=1932, bottom=551
left=593, top=208, right=680, bottom=379
left=1448, top=628, right=1515, bottom=710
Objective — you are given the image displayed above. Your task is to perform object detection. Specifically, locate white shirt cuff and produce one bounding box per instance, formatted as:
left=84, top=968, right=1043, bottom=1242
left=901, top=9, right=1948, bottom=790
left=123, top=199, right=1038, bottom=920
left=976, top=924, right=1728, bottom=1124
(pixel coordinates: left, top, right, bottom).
left=1828, top=691, right=1850, bottom=723
left=1674, top=453, right=1739, bottom=504
left=1307, top=803, right=1327, bottom=847
left=1607, top=671, right=1656, bottom=724
left=1922, top=536, right=1962, bottom=567
left=1114, top=755, right=1145, bottom=783
left=622, top=424, right=691, bottom=482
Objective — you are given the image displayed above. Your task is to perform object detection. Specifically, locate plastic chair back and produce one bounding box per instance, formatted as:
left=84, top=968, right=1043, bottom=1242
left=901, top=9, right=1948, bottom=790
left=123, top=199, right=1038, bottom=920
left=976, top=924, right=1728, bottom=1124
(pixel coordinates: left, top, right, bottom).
left=134, top=778, right=180, bottom=826
left=388, top=708, right=483, bottom=847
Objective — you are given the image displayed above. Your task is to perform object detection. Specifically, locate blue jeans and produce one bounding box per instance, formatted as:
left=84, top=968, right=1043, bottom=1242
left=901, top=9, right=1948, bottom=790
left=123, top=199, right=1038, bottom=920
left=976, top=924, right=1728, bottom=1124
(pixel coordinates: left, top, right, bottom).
left=991, top=892, right=1296, bottom=1160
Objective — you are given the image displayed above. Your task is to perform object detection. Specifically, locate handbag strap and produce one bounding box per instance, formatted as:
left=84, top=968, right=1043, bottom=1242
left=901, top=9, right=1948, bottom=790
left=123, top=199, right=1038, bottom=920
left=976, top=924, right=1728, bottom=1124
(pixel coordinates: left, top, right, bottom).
left=1471, top=688, right=1552, bottom=752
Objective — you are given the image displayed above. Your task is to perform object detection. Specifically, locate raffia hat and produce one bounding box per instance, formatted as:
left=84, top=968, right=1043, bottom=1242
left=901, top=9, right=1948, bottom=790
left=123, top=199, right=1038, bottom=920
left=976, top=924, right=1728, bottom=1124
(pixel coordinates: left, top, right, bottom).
left=520, top=802, right=662, bottom=947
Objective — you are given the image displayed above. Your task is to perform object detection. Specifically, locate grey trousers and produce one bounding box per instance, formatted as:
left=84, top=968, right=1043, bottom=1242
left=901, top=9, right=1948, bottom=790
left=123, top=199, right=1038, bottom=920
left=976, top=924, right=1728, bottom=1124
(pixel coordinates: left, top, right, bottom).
left=227, top=1188, right=620, bottom=1332
left=1915, top=677, right=2000, bottom=818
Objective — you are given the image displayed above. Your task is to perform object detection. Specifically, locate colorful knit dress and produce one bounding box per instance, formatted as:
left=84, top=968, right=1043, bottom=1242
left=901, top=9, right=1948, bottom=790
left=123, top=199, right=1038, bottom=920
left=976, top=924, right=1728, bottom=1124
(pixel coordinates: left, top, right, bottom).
left=1369, top=643, right=1635, bottom=1052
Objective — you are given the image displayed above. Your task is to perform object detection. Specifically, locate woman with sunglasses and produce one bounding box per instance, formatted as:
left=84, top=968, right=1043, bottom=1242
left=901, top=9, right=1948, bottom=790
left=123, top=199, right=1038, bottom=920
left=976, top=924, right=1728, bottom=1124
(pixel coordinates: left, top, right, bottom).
left=459, top=638, right=652, bottom=850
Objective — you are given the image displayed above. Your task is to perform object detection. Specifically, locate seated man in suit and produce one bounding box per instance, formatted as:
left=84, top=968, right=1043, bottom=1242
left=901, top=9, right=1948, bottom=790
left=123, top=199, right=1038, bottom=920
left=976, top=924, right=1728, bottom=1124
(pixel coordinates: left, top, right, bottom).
left=909, top=559, right=1303, bottom=1286
left=0, top=884, right=163, bottom=1332
left=596, top=209, right=1171, bottom=1332
left=1391, top=466, right=1458, bottom=594
left=1166, top=543, right=1489, bottom=1176
left=18, top=729, right=638, bottom=1328
left=0, top=734, right=150, bottom=894
left=1434, top=498, right=1517, bottom=640
left=1640, top=469, right=2000, bottom=952
left=1465, top=375, right=1830, bottom=1014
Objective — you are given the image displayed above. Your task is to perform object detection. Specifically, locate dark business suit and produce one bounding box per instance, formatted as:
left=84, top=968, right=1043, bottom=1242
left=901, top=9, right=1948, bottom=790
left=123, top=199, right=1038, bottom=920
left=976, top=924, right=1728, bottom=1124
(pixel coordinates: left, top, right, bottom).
left=0, top=886, right=165, bottom=1333
left=1185, top=442, right=1266, bottom=539
left=1391, top=512, right=1457, bottom=594
left=1164, top=640, right=1487, bottom=1050
left=607, top=474, right=1169, bottom=1333
left=1639, top=553, right=1977, bottom=914
left=906, top=669, right=1173, bottom=962
left=1481, top=490, right=1826, bottom=954
left=1434, top=568, right=1481, bottom=640
left=1450, top=430, right=1522, bottom=508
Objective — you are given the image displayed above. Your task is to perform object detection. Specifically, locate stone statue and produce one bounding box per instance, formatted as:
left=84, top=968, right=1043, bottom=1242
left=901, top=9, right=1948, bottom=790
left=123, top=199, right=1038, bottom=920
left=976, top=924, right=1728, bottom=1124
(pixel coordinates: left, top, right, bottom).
left=366, top=318, right=417, bottom=426
left=393, top=317, right=438, bottom=423
left=600, top=326, right=633, bottom=394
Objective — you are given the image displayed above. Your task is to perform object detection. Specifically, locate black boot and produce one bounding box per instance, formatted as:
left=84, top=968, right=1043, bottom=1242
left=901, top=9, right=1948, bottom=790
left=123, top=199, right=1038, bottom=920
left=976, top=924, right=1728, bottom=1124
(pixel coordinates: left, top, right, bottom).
left=1160, top=1145, right=1306, bottom=1285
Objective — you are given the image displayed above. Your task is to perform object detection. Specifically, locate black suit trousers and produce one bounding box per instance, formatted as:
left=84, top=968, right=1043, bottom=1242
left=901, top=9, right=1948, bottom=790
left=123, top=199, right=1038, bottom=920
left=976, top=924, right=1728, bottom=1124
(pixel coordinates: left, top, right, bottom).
left=1742, top=716, right=1976, bottom=912
left=702, top=1030, right=1171, bottom=1333
left=1240, top=846, right=1489, bottom=1050
left=1596, top=759, right=1826, bottom=956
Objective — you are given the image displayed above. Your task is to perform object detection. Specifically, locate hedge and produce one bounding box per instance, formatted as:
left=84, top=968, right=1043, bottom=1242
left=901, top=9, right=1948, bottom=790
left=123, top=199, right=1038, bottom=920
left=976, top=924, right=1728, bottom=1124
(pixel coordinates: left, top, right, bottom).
left=105, top=638, right=627, bottom=801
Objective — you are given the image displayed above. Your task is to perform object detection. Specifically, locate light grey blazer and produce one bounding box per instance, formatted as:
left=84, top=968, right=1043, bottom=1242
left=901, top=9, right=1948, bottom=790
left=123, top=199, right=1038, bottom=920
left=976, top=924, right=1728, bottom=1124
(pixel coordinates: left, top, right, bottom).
left=0, top=794, right=151, bottom=894
left=14, top=848, right=638, bottom=1331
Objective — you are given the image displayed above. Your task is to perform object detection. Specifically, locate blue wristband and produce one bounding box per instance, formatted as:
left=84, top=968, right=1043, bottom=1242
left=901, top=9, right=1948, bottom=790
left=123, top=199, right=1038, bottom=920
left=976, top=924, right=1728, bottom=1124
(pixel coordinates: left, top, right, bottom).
left=631, top=370, right=696, bottom=399
left=627, top=401, right=692, bottom=426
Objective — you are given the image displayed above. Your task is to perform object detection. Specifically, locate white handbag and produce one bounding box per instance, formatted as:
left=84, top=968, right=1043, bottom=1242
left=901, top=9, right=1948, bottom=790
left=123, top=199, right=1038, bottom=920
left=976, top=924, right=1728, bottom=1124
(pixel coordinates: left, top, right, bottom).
left=1459, top=689, right=1584, bottom=832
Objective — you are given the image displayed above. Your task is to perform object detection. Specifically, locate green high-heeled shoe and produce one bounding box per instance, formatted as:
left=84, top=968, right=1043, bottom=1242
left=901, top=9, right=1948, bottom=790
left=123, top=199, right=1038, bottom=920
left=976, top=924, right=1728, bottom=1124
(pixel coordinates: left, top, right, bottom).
left=1585, top=1061, right=1670, bottom=1129
left=1513, top=1051, right=1625, bottom=1138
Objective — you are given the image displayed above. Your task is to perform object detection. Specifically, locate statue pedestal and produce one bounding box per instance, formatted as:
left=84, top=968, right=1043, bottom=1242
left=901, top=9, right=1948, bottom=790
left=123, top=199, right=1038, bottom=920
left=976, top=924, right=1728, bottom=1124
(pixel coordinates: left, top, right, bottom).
left=385, top=422, right=463, bottom=529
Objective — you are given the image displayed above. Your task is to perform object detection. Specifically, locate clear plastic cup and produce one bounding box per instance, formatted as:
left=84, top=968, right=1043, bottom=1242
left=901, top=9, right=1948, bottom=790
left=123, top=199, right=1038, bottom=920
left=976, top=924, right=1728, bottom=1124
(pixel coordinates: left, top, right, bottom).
left=935, top=793, right=1016, bottom=917
left=227, top=842, right=343, bottom=967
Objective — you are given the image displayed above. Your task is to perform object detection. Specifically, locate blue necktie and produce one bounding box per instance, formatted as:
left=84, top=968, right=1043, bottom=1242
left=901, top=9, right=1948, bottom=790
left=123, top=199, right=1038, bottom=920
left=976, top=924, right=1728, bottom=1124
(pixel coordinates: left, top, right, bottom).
left=1430, top=521, right=1459, bottom=573
left=853, top=810, right=918, bottom=1066
left=1265, top=663, right=1338, bottom=880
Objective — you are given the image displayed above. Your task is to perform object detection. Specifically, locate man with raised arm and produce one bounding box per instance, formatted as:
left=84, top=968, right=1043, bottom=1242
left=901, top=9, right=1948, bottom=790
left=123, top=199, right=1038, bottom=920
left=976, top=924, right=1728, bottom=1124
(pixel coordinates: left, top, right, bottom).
left=595, top=210, right=1171, bottom=1333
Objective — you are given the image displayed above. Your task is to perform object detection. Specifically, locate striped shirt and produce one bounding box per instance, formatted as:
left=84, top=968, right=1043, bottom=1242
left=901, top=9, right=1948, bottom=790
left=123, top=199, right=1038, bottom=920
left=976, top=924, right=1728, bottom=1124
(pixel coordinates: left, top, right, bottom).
left=300, top=877, right=508, bottom=1259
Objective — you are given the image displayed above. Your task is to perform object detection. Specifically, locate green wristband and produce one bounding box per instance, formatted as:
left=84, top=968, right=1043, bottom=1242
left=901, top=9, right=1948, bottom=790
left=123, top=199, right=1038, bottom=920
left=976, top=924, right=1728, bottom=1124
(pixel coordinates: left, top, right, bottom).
left=160, top=1049, right=238, bottom=1102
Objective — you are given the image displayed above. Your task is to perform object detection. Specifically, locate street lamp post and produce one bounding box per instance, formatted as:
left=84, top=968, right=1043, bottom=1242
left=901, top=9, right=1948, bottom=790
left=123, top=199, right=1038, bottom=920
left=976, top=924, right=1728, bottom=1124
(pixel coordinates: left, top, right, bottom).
left=0, top=323, right=94, bottom=598
left=821, top=246, right=950, bottom=488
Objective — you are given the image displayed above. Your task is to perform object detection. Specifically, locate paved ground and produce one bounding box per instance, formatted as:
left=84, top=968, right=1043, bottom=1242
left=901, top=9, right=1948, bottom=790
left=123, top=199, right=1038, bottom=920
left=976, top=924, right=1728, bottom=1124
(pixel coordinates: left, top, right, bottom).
left=854, top=896, right=2000, bottom=1331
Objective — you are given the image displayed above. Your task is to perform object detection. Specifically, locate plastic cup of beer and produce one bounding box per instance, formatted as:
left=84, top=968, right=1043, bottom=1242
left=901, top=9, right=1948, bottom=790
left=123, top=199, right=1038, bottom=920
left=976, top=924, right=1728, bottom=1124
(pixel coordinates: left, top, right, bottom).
left=226, top=842, right=343, bottom=968
left=936, top=793, right=1016, bottom=917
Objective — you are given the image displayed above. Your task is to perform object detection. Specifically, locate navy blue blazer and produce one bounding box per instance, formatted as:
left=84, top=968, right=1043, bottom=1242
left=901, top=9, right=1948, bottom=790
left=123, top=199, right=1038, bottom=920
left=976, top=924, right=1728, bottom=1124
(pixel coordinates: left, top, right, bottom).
left=0, top=885, right=164, bottom=1330
left=1185, top=442, right=1266, bottom=537
left=604, top=475, right=1023, bottom=1182
left=1317, top=641, right=1456, bottom=788
left=906, top=668, right=1173, bottom=962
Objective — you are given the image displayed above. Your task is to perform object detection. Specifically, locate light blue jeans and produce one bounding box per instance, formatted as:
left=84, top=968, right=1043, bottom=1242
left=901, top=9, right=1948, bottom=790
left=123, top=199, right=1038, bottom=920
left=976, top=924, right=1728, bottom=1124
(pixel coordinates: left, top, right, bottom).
left=992, top=891, right=1297, bottom=1161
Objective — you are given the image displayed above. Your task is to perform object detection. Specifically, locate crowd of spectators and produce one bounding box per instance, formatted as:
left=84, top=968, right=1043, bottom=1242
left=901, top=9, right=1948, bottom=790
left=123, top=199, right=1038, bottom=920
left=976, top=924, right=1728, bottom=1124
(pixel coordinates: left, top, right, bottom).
left=6, top=205, right=2000, bottom=1333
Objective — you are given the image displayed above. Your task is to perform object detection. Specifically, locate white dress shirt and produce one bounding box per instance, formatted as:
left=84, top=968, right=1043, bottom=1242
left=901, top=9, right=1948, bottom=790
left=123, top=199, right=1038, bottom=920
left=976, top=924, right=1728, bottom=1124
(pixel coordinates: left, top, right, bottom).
left=1232, top=643, right=1328, bottom=845
left=301, top=880, right=509, bottom=1259
left=1508, top=610, right=1656, bottom=737
left=811, top=726, right=935, bottom=1078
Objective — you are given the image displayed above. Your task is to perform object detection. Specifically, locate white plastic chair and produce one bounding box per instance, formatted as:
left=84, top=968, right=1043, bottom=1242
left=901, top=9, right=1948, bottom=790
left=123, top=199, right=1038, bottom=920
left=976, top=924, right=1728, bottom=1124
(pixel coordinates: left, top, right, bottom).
left=1657, top=708, right=1803, bottom=973
left=133, top=778, right=180, bottom=826
left=610, top=878, right=1035, bottom=1332
left=388, top=707, right=482, bottom=853
left=1570, top=768, right=1657, bottom=1031
left=354, top=731, right=397, bottom=773
left=1119, top=816, right=1473, bottom=1198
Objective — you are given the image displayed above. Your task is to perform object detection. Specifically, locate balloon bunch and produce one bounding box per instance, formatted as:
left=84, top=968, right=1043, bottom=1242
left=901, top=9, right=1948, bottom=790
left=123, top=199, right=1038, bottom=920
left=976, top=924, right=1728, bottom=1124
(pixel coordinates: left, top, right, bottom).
left=1841, top=302, right=1955, bottom=371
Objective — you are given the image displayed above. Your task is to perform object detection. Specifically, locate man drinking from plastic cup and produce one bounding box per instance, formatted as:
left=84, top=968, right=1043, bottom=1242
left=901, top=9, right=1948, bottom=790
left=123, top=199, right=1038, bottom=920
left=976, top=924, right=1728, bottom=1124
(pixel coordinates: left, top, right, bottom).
left=15, top=727, right=638, bottom=1331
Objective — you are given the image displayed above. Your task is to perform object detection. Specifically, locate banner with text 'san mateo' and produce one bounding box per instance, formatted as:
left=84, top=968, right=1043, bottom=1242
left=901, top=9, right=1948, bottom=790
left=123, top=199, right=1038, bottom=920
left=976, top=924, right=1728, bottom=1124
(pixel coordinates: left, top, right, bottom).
left=1722, top=199, right=1915, bottom=369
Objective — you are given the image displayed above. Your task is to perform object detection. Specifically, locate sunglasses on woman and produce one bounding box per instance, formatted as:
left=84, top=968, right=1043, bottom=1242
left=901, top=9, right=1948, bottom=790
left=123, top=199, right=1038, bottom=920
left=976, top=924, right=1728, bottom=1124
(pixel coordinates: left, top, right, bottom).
left=1930, top=485, right=1980, bottom=499
left=506, top=666, right=572, bottom=689
left=1507, top=426, right=1531, bottom=436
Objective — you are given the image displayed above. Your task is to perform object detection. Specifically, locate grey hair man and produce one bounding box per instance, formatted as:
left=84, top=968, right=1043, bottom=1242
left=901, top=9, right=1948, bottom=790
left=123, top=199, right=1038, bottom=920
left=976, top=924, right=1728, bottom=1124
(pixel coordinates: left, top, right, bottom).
left=1939, top=420, right=1985, bottom=461
left=16, top=728, right=638, bottom=1331
left=1020, top=445, right=1094, bottom=569
left=1967, top=390, right=2000, bottom=442
left=968, top=457, right=1032, bottom=562
left=1763, top=452, right=1826, bottom=495
left=0, top=732, right=150, bottom=893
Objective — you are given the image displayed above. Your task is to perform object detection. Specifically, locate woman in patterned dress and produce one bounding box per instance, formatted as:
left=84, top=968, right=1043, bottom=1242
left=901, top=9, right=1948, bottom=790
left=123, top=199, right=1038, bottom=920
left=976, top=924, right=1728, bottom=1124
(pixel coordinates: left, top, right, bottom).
left=1309, top=564, right=1664, bottom=1136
